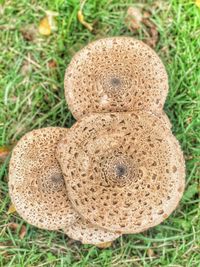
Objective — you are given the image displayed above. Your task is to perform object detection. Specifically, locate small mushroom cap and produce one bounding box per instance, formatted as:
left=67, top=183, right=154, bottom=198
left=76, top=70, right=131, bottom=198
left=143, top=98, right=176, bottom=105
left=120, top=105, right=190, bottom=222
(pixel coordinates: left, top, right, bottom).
left=57, top=112, right=185, bottom=233
left=63, top=218, right=121, bottom=245
left=9, top=127, right=78, bottom=230
left=64, top=37, right=168, bottom=120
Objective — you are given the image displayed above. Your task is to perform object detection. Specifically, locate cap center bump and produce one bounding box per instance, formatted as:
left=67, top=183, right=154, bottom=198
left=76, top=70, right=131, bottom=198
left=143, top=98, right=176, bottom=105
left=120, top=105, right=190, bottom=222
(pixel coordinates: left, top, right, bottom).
left=115, top=163, right=127, bottom=178
left=110, top=77, right=121, bottom=87
left=50, top=172, right=63, bottom=184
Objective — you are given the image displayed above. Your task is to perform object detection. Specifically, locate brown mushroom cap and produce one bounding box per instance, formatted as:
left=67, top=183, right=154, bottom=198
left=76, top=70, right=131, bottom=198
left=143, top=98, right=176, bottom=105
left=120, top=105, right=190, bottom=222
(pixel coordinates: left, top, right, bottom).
left=9, top=127, right=78, bottom=230
left=64, top=37, right=168, bottom=120
left=57, top=112, right=185, bottom=233
left=153, top=111, right=172, bottom=129
left=63, top=218, right=121, bottom=245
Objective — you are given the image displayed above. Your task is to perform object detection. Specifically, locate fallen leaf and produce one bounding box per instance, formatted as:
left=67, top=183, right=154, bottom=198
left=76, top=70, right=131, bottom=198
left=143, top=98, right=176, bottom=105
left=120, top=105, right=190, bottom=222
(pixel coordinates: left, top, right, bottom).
left=149, top=26, right=158, bottom=48
left=195, top=0, right=200, bottom=8
left=143, top=11, right=151, bottom=18
left=38, top=11, right=58, bottom=36
left=19, top=225, right=27, bottom=239
left=21, top=24, right=37, bottom=42
left=38, top=17, right=51, bottom=36
left=142, top=17, right=159, bottom=48
left=125, top=7, right=142, bottom=31
left=147, top=248, right=155, bottom=257
left=77, top=10, right=93, bottom=32
left=124, top=6, right=159, bottom=48
left=7, top=203, right=16, bottom=214
left=0, top=146, right=10, bottom=163
left=48, top=59, right=57, bottom=69
left=96, top=241, right=112, bottom=248
left=8, top=222, right=19, bottom=231
left=8, top=223, right=27, bottom=239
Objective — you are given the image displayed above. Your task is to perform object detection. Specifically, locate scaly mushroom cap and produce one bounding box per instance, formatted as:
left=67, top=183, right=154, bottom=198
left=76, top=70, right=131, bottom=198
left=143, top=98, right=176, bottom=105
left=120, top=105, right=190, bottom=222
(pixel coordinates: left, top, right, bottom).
left=57, top=112, right=185, bottom=233
left=9, top=127, right=78, bottom=230
left=63, top=218, right=121, bottom=245
left=153, top=111, right=172, bottom=129
left=64, top=37, right=168, bottom=120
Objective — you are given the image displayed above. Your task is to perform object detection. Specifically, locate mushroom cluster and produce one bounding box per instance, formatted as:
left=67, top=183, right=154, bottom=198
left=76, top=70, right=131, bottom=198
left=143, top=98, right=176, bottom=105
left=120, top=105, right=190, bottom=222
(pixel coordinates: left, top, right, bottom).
left=9, top=37, right=185, bottom=246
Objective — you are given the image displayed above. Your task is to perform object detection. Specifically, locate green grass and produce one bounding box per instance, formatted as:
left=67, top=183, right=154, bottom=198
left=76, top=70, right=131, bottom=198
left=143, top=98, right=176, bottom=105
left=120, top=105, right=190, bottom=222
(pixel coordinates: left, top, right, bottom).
left=0, top=0, right=200, bottom=266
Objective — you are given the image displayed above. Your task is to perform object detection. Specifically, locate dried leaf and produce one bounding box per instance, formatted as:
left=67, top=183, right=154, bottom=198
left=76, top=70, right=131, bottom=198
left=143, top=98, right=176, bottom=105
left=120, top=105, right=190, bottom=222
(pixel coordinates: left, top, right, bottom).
left=19, top=225, right=27, bottom=239
left=143, top=11, right=151, bottom=18
left=0, top=146, right=10, bottom=163
left=21, top=24, right=37, bottom=42
left=7, top=203, right=16, bottom=214
left=38, top=11, right=58, bottom=36
left=48, top=59, right=57, bottom=69
left=149, top=26, right=159, bottom=48
left=8, top=222, right=19, bottom=230
left=125, top=7, right=142, bottom=31
left=77, top=10, right=93, bottom=32
left=147, top=248, right=155, bottom=257
left=195, top=0, right=200, bottom=8
left=142, top=17, right=154, bottom=28
left=96, top=241, right=112, bottom=248
left=142, top=18, right=158, bottom=48
left=8, top=223, right=27, bottom=239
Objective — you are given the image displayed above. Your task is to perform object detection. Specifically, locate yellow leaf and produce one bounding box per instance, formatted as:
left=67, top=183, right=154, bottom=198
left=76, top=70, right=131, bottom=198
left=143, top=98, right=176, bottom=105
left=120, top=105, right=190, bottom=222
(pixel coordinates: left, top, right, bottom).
left=38, top=11, right=58, bottom=36
left=195, top=0, right=200, bottom=8
left=0, top=146, right=10, bottom=162
left=7, top=203, right=16, bottom=214
left=38, top=17, right=51, bottom=36
left=96, top=241, right=112, bottom=248
left=77, top=10, right=93, bottom=32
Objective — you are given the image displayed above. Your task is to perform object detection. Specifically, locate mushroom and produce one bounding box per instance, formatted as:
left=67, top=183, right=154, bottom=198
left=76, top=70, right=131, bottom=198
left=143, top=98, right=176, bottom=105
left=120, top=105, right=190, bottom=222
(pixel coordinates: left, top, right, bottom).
left=64, top=37, right=168, bottom=120
left=63, top=218, right=121, bottom=245
left=9, top=127, right=121, bottom=244
left=9, top=127, right=78, bottom=230
left=57, top=111, right=185, bottom=233
left=152, top=111, right=172, bottom=129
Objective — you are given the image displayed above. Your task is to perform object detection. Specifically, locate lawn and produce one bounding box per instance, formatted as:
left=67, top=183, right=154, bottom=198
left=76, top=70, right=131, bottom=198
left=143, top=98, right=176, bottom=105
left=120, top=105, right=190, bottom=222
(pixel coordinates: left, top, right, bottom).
left=0, top=0, right=200, bottom=266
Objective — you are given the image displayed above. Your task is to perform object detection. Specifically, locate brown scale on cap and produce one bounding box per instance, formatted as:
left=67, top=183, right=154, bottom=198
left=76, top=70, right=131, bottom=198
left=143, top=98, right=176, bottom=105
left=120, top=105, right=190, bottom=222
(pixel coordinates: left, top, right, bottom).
left=57, top=112, right=185, bottom=233
left=9, top=127, right=78, bottom=230
left=64, top=37, right=168, bottom=120
left=63, top=218, right=121, bottom=245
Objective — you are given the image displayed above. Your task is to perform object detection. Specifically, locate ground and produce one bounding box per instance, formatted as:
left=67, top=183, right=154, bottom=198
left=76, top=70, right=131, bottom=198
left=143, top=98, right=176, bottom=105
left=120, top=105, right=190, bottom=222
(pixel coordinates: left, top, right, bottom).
left=0, top=0, right=200, bottom=266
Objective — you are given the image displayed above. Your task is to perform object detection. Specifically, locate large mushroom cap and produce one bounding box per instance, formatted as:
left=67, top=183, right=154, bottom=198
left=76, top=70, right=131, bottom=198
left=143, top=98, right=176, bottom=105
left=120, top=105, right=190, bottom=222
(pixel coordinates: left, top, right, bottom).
left=63, top=218, right=120, bottom=245
left=64, top=37, right=168, bottom=120
left=57, top=112, right=185, bottom=233
left=153, top=111, right=172, bottom=129
left=9, top=127, right=78, bottom=230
